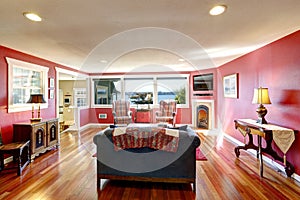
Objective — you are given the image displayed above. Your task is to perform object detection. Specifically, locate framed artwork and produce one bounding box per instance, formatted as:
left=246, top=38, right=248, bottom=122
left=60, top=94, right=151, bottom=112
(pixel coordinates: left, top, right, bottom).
left=49, top=89, right=54, bottom=99
left=49, top=78, right=55, bottom=88
left=223, top=73, right=238, bottom=98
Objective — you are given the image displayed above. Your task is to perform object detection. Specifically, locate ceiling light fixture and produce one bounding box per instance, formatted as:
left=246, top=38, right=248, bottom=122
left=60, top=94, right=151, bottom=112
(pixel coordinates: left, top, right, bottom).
left=209, top=5, right=227, bottom=16
left=100, top=59, right=108, bottom=63
left=23, top=12, right=42, bottom=22
left=178, top=58, right=185, bottom=62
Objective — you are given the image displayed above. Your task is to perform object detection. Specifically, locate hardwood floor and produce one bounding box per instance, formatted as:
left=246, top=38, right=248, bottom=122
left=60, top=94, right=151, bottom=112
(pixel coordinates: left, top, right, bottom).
left=1, top=127, right=300, bottom=200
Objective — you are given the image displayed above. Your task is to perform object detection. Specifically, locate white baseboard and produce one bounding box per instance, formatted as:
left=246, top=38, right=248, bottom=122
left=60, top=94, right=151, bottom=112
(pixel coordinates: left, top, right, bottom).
left=224, top=133, right=300, bottom=182
left=79, top=123, right=110, bottom=131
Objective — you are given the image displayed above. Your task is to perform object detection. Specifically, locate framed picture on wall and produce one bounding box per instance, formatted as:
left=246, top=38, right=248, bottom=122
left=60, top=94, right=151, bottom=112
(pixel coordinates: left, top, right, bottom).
left=49, top=78, right=55, bottom=89
left=49, top=89, right=54, bottom=99
left=223, top=73, right=238, bottom=98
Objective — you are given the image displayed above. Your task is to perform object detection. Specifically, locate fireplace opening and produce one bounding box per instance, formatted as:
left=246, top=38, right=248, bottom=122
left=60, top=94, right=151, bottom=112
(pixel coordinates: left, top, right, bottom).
left=197, top=105, right=209, bottom=129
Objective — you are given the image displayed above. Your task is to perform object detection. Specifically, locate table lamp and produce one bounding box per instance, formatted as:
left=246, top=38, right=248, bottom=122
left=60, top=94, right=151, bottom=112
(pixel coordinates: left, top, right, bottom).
left=27, top=94, right=46, bottom=122
left=252, top=87, right=271, bottom=124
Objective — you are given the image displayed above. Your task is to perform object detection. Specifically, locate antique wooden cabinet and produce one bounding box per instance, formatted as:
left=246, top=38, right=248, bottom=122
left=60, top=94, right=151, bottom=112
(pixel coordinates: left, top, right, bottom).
left=13, top=118, right=59, bottom=160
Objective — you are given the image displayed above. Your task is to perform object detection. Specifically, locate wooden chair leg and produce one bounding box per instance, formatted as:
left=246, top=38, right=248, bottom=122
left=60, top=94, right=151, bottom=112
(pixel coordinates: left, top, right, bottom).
left=27, top=144, right=31, bottom=164
left=17, top=150, right=22, bottom=176
left=18, top=142, right=30, bottom=176
left=0, top=153, right=4, bottom=171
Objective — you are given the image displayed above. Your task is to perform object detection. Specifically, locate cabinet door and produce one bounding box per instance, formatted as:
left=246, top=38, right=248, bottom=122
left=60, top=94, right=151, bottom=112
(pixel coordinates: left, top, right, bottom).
left=32, top=124, right=46, bottom=154
left=47, top=119, right=59, bottom=146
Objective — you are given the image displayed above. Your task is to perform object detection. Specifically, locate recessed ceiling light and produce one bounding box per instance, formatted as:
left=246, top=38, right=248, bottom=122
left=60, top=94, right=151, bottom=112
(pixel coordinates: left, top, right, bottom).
left=209, top=5, right=227, bottom=16
left=100, top=59, right=108, bottom=63
left=23, top=12, right=42, bottom=22
left=178, top=58, right=185, bottom=62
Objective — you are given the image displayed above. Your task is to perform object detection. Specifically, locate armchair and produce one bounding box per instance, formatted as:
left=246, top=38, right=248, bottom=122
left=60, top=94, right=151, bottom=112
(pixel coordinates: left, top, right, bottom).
left=155, top=100, right=177, bottom=127
left=112, top=100, right=133, bottom=125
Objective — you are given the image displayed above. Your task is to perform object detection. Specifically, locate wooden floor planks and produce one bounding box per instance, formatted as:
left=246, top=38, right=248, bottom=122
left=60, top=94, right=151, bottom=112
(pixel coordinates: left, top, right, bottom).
left=0, top=127, right=300, bottom=199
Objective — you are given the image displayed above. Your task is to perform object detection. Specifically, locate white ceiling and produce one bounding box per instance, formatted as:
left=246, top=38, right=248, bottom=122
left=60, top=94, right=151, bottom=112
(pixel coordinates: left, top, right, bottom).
left=1, top=0, right=300, bottom=74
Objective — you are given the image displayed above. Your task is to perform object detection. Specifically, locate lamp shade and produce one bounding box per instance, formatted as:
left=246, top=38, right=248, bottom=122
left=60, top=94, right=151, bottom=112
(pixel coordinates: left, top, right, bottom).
left=27, top=94, right=46, bottom=104
left=252, top=88, right=271, bottom=104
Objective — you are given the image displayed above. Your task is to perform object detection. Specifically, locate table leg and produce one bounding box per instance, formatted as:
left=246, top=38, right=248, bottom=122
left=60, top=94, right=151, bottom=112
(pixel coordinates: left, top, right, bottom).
left=262, top=139, right=295, bottom=177
left=17, top=149, right=22, bottom=176
left=17, top=141, right=31, bottom=176
left=234, top=133, right=259, bottom=158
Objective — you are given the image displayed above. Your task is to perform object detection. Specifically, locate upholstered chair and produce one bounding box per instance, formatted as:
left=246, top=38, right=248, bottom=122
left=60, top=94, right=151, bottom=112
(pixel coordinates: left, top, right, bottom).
left=112, top=100, right=133, bottom=125
left=155, top=100, right=177, bottom=127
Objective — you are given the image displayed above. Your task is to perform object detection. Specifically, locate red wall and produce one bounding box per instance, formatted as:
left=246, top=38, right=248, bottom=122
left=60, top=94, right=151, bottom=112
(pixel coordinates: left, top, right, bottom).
left=0, top=46, right=77, bottom=143
left=83, top=107, right=193, bottom=125
left=217, top=30, right=300, bottom=174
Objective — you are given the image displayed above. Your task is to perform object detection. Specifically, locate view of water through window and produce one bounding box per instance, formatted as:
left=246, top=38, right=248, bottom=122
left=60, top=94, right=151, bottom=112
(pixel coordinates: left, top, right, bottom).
left=92, top=76, right=188, bottom=106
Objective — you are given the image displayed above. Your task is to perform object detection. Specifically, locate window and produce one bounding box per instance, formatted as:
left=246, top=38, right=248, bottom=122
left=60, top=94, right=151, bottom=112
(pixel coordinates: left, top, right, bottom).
left=157, top=77, right=187, bottom=104
left=93, top=78, right=121, bottom=105
left=91, top=75, right=189, bottom=108
left=7, top=57, right=49, bottom=113
left=124, top=78, right=154, bottom=105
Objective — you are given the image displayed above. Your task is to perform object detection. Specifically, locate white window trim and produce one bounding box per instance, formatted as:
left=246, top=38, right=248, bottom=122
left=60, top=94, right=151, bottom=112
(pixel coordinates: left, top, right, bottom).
left=90, top=74, right=190, bottom=108
left=6, top=57, right=49, bottom=113
left=90, top=75, right=122, bottom=108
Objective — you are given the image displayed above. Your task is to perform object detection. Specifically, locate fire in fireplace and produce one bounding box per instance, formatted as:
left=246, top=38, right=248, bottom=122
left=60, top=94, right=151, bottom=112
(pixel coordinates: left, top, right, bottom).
left=196, top=105, right=209, bottom=129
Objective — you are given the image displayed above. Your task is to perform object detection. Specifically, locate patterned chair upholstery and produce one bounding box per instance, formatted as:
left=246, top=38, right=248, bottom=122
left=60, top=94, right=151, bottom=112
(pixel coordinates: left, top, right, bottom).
left=155, top=100, right=177, bottom=127
left=112, top=100, right=133, bottom=125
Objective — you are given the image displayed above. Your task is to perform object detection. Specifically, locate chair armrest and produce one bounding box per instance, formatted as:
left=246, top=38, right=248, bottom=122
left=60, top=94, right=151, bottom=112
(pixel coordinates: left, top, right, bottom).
left=112, top=111, right=117, bottom=117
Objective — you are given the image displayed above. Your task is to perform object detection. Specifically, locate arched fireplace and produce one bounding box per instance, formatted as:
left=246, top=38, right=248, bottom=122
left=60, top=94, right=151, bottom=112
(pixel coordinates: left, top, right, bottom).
left=192, top=100, right=214, bottom=130
left=196, top=105, right=209, bottom=129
